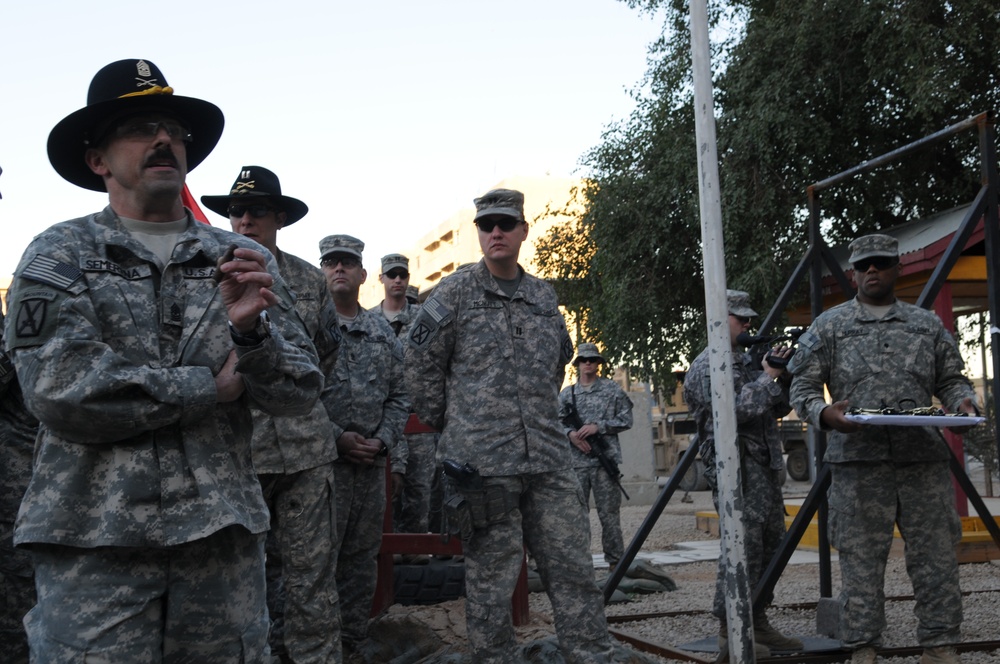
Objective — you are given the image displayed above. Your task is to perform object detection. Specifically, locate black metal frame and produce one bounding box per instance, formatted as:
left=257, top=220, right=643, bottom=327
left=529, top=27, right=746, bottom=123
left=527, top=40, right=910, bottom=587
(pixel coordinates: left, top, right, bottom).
left=606, top=112, right=1000, bottom=613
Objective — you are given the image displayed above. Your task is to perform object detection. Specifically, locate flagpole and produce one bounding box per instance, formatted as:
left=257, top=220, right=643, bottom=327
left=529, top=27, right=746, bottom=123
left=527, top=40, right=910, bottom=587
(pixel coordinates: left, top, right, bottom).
left=688, top=0, right=755, bottom=660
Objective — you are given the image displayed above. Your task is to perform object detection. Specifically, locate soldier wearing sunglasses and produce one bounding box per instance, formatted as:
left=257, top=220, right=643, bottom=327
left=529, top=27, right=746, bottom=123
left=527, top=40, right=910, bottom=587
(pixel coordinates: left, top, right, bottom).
left=202, top=166, right=343, bottom=663
left=789, top=233, right=978, bottom=664
left=405, top=188, right=615, bottom=662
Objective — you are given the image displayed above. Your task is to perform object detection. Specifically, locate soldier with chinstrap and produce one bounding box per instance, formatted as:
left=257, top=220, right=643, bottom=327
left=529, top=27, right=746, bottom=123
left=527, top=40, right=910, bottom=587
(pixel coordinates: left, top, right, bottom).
left=4, top=58, right=323, bottom=661
left=406, top=188, right=615, bottom=663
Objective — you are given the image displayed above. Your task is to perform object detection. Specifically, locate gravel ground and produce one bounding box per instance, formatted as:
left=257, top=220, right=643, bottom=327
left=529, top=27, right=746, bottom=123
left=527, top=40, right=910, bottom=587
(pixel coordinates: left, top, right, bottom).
left=377, top=476, right=1000, bottom=663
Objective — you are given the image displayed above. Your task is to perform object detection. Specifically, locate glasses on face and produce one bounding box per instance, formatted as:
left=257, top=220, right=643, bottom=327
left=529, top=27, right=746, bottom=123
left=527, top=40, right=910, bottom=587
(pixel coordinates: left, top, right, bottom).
left=578, top=357, right=601, bottom=365
left=321, top=256, right=362, bottom=269
left=731, top=315, right=751, bottom=325
left=475, top=218, right=522, bottom=233
left=852, top=257, right=898, bottom=272
left=384, top=269, right=409, bottom=280
left=113, top=120, right=192, bottom=143
left=228, top=204, right=275, bottom=219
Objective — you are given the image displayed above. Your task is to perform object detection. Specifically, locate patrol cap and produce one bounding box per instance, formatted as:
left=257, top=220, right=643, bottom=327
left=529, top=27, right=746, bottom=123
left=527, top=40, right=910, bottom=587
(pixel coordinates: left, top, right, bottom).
left=727, top=290, right=758, bottom=318
left=319, top=234, right=364, bottom=261
left=381, top=253, right=409, bottom=273
left=848, top=234, right=899, bottom=264
left=406, top=284, right=419, bottom=303
left=473, top=188, right=525, bottom=223
left=573, top=342, right=606, bottom=365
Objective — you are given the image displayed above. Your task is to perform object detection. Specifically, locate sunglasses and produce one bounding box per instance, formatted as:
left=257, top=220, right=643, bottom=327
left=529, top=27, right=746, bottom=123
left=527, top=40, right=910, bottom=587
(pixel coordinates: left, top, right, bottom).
left=228, top=204, right=275, bottom=219
left=384, top=269, right=409, bottom=280
left=321, top=256, right=362, bottom=269
left=730, top=315, right=751, bottom=325
left=475, top=218, right=522, bottom=233
left=114, top=120, right=192, bottom=143
left=578, top=357, right=601, bottom=364
left=852, top=256, right=898, bottom=272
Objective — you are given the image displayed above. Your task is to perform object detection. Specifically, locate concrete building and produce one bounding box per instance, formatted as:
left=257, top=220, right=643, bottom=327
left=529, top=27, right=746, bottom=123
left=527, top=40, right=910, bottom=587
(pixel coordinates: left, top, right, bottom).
left=360, top=175, right=583, bottom=307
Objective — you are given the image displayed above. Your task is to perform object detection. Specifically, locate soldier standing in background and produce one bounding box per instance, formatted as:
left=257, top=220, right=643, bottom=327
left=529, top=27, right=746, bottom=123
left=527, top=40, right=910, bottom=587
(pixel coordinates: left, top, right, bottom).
left=406, top=188, right=615, bottom=663
left=319, top=235, right=409, bottom=659
left=789, top=234, right=978, bottom=664
left=378, top=253, right=437, bottom=539
left=202, top=166, right=342, bottom=663
left=558, top=342, right=633, bottom=572
left=684, top=290, right=803, bottom=660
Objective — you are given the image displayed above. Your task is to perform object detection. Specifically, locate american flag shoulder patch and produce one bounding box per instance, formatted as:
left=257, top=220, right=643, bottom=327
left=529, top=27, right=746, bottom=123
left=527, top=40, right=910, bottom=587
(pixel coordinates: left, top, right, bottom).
left=422, top=298, right=453, bottom=327
left=21, top=255, right=82, bottom=290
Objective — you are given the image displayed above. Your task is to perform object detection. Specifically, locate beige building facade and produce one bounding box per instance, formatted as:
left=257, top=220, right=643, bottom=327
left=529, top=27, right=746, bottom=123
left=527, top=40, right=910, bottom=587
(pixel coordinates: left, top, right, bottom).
left=360, top=175, right=582, bottom=308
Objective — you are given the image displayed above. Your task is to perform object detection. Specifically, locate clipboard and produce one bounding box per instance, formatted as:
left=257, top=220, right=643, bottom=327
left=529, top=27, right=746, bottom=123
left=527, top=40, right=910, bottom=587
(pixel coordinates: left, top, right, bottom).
left=844, top=413, right=984, bottom=427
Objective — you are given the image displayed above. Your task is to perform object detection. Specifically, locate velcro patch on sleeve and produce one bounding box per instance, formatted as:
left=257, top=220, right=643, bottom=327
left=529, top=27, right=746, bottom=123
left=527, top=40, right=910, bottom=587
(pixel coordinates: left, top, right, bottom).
left=21, top=255, right=81, bottom=290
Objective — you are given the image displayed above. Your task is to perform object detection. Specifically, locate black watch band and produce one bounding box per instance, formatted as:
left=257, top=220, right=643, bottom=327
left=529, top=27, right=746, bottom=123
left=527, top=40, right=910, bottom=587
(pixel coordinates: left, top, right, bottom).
left=229, top=312, right=271, bottom=346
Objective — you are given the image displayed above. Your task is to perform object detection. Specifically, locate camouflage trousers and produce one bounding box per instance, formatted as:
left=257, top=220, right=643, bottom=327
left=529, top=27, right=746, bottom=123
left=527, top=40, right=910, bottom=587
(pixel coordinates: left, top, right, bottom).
left=26, top=525, right=270, bottom=663
left=1, top=517, right=34, bottom=664
left=333, top=461, right=386, bottom=649
left=710, top=456, right=785, bottom=620
left=829, top=461, right=962, bottom=649
left=260, top=464, right=341, bottom=664
left=462, top=471, right=614, bottom=664
left=574, top=465, right=624, bottom=568
left=394, top=432, right=438, bottom=533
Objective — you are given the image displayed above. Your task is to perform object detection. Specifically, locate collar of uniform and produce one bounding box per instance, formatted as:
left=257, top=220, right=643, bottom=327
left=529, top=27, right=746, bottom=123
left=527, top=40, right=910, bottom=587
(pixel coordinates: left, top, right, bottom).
left=473, top=258, right=538, bottom=302
left=850, top=295, right=906, bottom=322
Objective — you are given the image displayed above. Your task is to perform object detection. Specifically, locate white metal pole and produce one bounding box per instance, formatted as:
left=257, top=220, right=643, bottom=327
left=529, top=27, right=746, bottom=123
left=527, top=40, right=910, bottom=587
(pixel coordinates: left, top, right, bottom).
left=688, top=0, right=755, bottom=661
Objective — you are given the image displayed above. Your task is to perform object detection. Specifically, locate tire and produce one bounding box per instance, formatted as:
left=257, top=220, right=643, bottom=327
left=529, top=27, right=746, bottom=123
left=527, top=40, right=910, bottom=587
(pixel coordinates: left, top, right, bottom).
left=678, top=458, right=709, bottom=492
left=393, top=558, right=466, bottom=605
left=786, top=447, right=810, bottom=482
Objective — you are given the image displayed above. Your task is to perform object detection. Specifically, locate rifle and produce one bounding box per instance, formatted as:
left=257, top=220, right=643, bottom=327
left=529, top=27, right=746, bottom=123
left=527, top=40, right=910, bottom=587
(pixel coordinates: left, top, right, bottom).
left=736, top=327, right=806, bottom=369
left=562, top=399, right=630, bottom=500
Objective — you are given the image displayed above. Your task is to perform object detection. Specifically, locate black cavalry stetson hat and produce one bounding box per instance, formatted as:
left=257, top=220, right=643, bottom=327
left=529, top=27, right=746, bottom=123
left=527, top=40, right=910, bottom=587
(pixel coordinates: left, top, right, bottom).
left=200, top=166, right=309, bottom=226
left=47, top=58, right=224, bottom=192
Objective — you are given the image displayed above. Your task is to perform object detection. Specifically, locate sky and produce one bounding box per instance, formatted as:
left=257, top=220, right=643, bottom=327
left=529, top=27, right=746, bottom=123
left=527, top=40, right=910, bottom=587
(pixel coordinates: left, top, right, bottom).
left=0, top=0, right=665, bottom=280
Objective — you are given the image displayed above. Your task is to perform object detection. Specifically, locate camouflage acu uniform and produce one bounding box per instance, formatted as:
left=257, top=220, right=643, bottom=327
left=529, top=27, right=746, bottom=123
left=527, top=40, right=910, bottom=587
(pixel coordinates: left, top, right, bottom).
left=0, top=311, right=38, bottom=664
left=684, top=345, right=791, bottom=621
left=406, top=259, right=614, bottom=664
left=788, top=296, right=974, bottom=649
left=321, top=307, right=408, bottom=649
left=4, top=208, right=323, bottom=662
left=385, top=300, right=440, bottom=533
left=254, top=249, right=342, bottom=664
left=557, top=377, right=633, bottom=567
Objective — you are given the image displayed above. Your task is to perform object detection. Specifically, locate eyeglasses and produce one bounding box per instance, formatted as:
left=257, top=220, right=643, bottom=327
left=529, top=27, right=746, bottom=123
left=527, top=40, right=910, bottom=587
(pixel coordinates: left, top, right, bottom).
left=113, top=120, right=192, bottom=143
left=384, top=269, right=409, bottom=280
left=852, top=256, right=898, bottom=272
left=730, top=315, right=751, bottom=325
left=228, top=204, right=275, bottom=219
left=475, top=218, right=522, bottom=233
left=321, top=256, right=362, bottom=269
left=578, top=357, right=601, bottom=364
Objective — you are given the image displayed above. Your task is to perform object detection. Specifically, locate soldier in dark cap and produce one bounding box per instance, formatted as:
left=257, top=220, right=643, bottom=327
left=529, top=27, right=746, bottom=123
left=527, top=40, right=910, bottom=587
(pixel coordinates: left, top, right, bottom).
left=684, top=290, right=802, bottom=660
left=318, top=234, right=409, bottom=658
left=789, top=233, right=978, bottom=664
left=202, top=166, right=342, bottom=663
left=4, top=58, right=322, bottom=661
left=405, top=188, right=615, bottom=662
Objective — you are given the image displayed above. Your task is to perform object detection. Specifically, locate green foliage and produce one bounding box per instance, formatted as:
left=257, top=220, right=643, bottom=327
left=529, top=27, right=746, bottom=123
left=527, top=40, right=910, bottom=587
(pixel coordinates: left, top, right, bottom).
left=536, top=0, right=1000, bottom=393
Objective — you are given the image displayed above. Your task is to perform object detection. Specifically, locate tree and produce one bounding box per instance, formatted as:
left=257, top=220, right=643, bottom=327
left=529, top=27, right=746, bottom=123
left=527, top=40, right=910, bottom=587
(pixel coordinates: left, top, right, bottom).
left=535, top=0, right=1000, bottom=392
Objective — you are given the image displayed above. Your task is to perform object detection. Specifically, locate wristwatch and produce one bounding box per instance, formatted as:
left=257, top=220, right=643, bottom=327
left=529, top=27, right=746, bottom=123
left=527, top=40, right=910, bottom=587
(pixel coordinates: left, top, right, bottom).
left=229, top=312, right=271, bottom=346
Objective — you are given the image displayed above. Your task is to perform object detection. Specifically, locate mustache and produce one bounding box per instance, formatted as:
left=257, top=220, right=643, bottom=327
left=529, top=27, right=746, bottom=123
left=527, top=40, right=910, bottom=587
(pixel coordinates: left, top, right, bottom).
left=143, top=148, right=179, bottom=169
